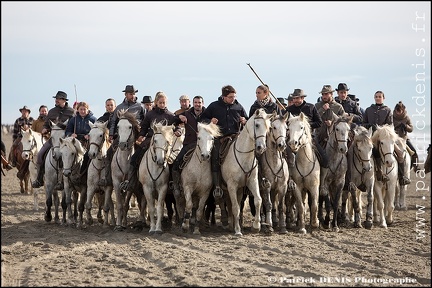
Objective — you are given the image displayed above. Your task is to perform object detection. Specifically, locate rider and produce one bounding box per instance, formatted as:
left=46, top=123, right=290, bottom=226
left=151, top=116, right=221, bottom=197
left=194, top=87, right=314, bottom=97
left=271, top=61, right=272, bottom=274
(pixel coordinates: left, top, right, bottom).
left=284, top=89, right=325, bottom=191
left=393, top=101, right=417, bottom=184
left=98, top=85, right=145, bottom=187
left=32, top=91, right=75, bottom=188
left=246, top=84, right=282, bottom=215
left=10, top=105, right=34, bottom=168
left=65, top=101, right=97, bottom=185
left=120, top=91, right=182, bottom=193
left=200, top=85, right=248, bottom=197
left=362, top=90, right=393, bottom=183
left=171, top=95, right=206, bottom=198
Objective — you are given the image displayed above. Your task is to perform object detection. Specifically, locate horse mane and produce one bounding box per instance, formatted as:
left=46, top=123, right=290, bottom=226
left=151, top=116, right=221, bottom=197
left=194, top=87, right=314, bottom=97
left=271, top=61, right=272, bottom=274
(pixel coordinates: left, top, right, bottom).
left=94, top=121, right=110, bottom=143
left=61, top=137, right=86, bottom=160
left=371, top=124, right=397, bottom=145
left=152, top=121, right=175, bottom=145
left=118, top=109, right=140, bottom=135
left=354, top=126, right=372, bottom=145
left=198, top=122, right=222, bottom=138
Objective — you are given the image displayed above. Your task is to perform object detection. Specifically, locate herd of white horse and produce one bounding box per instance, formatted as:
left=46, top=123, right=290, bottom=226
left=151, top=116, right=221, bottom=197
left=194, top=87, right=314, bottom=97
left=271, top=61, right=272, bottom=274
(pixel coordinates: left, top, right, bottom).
left=10, top=108, right=416, bottom=236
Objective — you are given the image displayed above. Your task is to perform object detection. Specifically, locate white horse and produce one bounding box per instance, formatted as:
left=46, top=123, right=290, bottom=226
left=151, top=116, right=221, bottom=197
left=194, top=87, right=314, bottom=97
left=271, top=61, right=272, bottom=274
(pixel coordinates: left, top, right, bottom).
left=287, top=112, right=320, bottom=234
left=59, top=136, right=87, bottom=227
left=21, top=128, right=46, bottom=210
left=112, top=110, right=139, bottom=231
left=44, top=120, right=68, bottom=223
left=319, top=115, right=351, bottom=232
left=138, top=121, right=175, bottom=234
left=341, top=126, right=374, bottom=229
left=221, top=108, right=273, bottom=236
left=85, top=121, right=115, bottom=227
left=259, top=112, right=289, bottom=233
left=372, top=125, right=399, bottom=228
left=394, top=137, right=412, bottom=210
left=180, top=122, right=222, bottom=235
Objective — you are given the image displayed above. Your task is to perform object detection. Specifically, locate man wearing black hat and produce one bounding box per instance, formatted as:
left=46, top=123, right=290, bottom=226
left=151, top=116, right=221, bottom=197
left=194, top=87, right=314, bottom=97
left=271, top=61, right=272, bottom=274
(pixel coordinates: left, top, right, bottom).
left=9, top=105, right=34, bottom=168
left=98, top=85, right=145, bottom=187
left=141, top=95, right=153, bottom=113
left=32, top=91, right=75, bottom=188
left=334, top=83, right=363, bottom=125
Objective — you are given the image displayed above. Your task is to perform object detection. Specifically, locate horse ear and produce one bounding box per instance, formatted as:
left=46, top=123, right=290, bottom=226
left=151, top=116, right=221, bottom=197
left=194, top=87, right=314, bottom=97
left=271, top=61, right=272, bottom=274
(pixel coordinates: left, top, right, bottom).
left=103, top=121, right=108, bottom=128
left=89, top=122, right=95, bottom=129
left=59, top=138, right=64, bottom=144
left=63, top=119, right=69, bottom=127
left=49, top=120, right=56, bottom=128
left=283, top=111, right=289, bottom=122
left=71, top=138, right=76, bottom=145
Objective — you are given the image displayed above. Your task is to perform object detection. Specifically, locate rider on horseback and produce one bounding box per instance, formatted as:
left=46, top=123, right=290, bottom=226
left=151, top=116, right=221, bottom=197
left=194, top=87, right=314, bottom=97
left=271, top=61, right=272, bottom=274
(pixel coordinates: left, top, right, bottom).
left=200, top=85, right=248, bottom=198
left=32, top=91, right=74, bottom=188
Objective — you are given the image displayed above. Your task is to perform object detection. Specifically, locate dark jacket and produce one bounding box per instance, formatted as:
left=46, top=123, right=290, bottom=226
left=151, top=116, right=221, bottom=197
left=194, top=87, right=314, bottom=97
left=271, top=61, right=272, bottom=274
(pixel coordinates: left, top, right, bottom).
left=335, top=97, right=363, bottom=124
left=363, top=104, right=392, bottom=130
left=97, top=111, right=114, bottom=130
left=65, top=111, right=97, bottom=142
left=201, top=97, right=248, bottom=137
left=109, top=97, right=145, bottom=137
left=139, top=107, right=181, bottom=147
left=174, top=107, right=206, bottom=146
left=249, top=100, right=281, bottom=118
left=43, top=103, right=75, bottom=131
left=285, top=101, right=323, bottom=130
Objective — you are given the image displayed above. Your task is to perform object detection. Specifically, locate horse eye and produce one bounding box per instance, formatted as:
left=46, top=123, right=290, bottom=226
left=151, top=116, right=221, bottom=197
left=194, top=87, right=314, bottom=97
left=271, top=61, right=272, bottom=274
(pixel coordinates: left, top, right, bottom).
left=198, top=137, right=201, bottom=141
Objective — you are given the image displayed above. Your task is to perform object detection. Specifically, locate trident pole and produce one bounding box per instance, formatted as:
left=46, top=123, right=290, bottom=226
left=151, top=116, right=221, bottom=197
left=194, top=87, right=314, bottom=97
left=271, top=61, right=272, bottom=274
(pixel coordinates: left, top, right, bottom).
left=246, top=63, right=286, bottom=111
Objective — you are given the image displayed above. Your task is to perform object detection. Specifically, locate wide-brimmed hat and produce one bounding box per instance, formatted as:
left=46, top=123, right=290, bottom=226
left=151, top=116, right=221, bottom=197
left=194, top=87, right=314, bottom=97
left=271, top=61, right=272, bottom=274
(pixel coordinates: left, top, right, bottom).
left=53, top=91, right=69, bottom=101
left=348, top=94, right=359, bottom=102
left=141, top=95, right=153, bottom=104
left=286, top=95, right=294, bottom=101
left=122, top=85, right=138, bottom=93
left=336, top=83, right=350, bottom=91
left=319, top=85, right=335, bottom=94
left=289, top=89, right=307, bottom=98
left=19, top=105, right=31, bottom=113
left=277, top=97, right=287, bottom=106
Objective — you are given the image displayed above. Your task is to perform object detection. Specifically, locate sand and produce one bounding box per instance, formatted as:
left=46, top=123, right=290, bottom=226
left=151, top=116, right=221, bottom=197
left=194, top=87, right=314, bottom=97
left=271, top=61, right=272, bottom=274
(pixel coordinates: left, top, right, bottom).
left=1, top=132, right=430, bottom=287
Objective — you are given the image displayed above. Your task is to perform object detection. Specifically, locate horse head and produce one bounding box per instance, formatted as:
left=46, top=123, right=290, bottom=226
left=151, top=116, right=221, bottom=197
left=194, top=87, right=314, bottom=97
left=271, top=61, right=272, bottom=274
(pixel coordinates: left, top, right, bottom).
left=353, top=126, right=374, bottom=172
left=372, top=124, right=397, bottom=167
left=151, top=121, right=174, bottom=167
left=197, top=122, right=222, bottom=161
left=330, top=115, right=352, bottom=154
left=247, top=108, right=272, bottom=155
left=287, top=112, right=312, bottom=152
left=268, top=112, right=288, bottom=152
left=59, top=137, right=85, bottom=177
left=88, top=121, right=109, bottom=159
left=50, top=119, right=68, bottom=161
left=117, top=110, right=139, bottom=151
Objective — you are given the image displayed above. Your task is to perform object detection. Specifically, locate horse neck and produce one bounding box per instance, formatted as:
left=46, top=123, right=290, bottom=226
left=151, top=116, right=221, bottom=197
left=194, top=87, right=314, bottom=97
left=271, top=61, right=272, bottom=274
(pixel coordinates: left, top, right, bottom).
left=237, top=124, right=256, bottom=151
left=297, top=138, right=315, bottom=163
left=264, top=132, right=283, bottom=164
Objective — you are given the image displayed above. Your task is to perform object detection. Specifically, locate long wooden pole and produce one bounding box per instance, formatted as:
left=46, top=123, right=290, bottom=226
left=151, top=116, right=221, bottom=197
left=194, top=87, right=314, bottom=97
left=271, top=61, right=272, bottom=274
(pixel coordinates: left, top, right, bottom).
left=74, top=84, right=78, bottom=134
left=246, top=63, right=286, bottom=111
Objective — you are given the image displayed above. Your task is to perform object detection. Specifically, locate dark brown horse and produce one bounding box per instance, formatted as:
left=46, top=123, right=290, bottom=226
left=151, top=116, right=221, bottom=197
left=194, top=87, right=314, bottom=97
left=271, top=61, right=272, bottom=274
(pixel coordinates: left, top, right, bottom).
left=10, top=141, right=31, bottom=194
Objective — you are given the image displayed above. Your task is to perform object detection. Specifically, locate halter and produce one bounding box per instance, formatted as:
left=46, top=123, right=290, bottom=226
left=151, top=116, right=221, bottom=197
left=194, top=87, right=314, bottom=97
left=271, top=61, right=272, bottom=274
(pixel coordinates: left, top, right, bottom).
left=22, top=136, right=37, bottom=160
left=150, top=132, right=170, bottom=163
left=233, top=116, right=266, bottom=175
left=352, top=139, right=372, bottom=184
left=88, top=126, right=106, bottom=153
left=328, top=120, right=348, bottom=151
left=118, top=118, right=136, bottom=150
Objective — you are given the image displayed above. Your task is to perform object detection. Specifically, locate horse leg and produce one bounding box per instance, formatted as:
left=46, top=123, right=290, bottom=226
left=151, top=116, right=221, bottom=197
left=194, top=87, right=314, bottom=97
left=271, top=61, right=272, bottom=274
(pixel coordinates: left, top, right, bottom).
left=364, top=182, right=374, bottom=229
left=277, top=188, right=287, bottom=234
left=261, top=187, right=273, bottom=233
left=85, top=187, right=96, bottom=226
left=155, top=189, right=167, bottom=234
left=228, top=187, right=243, bottom=236
left=385, top=183, right=396, bottom=226
left=182, top=188, right=193, bottom=233
left=45, top=190, right=53, bottom=222
left=308, top=188, right=320, bottom=230
left=374, top=185, right=386, bottom=228
left=248, top=182, right=262, bottom=234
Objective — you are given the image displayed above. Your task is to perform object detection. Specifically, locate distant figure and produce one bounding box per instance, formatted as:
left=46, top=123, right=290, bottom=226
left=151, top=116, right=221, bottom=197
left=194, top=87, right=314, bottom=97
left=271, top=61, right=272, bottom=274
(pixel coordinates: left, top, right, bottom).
left=334, top=83, right=363, bottom=125
left=97, top=98, right=117, bottom=131
left=31, top=105, right=49, bottom=139
left=175, top=94, right=191, bottom=116
left=9, top=105, right=34, bottom=167
left=141, top=95, right=154, bottom=113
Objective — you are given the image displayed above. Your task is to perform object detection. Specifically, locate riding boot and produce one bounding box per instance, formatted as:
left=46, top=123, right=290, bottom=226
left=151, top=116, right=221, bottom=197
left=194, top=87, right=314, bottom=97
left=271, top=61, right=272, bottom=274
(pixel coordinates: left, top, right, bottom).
left=98, top=156, right=112, bottom=186
left=375, top=157, right=389, bottom=182
left=119, top=164, right=137, bottom=191
left=32, top=164, right=45, bottom=188
left=319, top=167, right=329, bottom=195
left=212, top=171, right=223, bottom=198
left=172, top=169, right=182, bottom=198
left=398, top=162, right=411, bottom=186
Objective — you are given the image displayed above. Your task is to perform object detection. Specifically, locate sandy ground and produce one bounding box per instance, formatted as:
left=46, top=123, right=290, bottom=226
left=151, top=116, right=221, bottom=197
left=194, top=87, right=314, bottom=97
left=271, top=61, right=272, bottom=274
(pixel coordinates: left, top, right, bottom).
left=1, top=132, right=431, bottom=287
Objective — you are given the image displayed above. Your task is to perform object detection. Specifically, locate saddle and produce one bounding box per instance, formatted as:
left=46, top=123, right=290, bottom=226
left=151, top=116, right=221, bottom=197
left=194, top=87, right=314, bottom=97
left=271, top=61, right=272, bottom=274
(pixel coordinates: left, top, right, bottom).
left=219, top=134, right=239, bottom=165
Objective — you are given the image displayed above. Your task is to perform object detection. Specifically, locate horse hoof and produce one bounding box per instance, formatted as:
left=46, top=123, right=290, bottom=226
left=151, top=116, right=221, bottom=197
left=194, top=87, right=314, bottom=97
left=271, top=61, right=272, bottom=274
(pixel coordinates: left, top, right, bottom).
left=44, top=214, right=52, bottom=222
left=114, top=225, right=125, bottom=232
left=97, top=217, right=104, bottom=224
left=364, top=221, right=373, bottom=229
left=234, top=232, right=243, bottom=237
left=354, top=222, right=363, bottom=229
left=279, top=228, right=288, bottom=234
left=298, top=228, right=307, bottom=234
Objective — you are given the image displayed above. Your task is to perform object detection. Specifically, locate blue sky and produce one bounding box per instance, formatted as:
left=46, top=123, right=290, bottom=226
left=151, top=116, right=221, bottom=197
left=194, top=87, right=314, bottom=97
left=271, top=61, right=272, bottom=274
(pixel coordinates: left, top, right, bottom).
left=2, top=1, right=431, bottom=132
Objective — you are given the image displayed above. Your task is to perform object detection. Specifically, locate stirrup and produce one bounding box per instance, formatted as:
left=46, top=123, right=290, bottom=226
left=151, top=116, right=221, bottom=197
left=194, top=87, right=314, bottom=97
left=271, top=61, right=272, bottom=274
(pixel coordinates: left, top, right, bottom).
left=119, top=180, right=129, bottom=191
left=399, top=176, right=411, bottom=186
left=213, top=186, right=223, bottom=198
